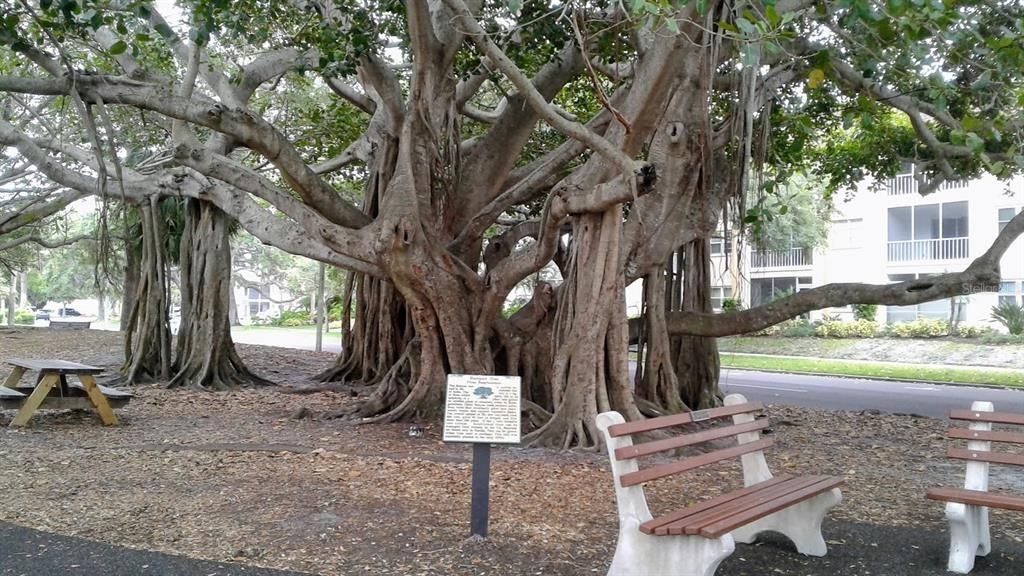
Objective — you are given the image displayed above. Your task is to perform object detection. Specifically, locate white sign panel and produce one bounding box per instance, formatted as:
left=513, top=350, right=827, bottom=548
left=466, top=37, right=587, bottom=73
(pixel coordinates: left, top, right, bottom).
left=443, top=374, right=521, bottom=444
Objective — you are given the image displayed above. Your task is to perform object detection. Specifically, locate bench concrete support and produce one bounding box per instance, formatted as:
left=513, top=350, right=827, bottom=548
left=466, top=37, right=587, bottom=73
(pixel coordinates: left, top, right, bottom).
left=945, top=401, right=993, bottom=574
left=724, top=394, right=842, bottom=557
left=597, top=411, right=734, bottom=576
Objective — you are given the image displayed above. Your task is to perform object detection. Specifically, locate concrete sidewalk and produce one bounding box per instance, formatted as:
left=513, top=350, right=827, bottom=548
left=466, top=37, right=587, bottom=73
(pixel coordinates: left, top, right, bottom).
left=0, top=521, right=310, bottom=576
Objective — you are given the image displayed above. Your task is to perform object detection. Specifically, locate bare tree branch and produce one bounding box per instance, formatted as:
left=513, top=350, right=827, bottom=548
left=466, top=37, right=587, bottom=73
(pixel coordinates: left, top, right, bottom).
left=667, top=210, right=1024, bottom=336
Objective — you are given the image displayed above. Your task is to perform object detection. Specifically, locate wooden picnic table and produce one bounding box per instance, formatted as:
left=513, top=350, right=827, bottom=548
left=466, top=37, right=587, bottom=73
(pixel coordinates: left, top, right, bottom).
left=0, top=359, right=132, bottom=427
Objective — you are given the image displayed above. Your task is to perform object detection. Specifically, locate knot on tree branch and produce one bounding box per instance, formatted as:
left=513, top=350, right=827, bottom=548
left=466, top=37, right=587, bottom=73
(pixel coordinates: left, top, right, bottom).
left=637, top=163, right=657, bottom=191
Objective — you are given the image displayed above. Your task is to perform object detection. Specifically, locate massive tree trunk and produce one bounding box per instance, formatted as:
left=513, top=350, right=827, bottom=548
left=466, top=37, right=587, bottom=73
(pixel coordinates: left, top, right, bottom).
left=122, top=200, right=172, bottom=383
left=169, top=199, right=266, bottom=390
left=525, top=211, right=641, bottom=448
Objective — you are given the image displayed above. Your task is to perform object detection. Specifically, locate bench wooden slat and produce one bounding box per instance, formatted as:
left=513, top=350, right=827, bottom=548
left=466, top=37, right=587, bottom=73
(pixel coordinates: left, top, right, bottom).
left=697, top=476, right=845, bottom=538
left=671, top=476, right=829, bottom=536
left=68, top=381, right=133, bottom=399
left=950, top=409, right=1024, bottom=426
left=5, top=358, right=104, bottom=375
left=658, top=476, right=825, bottom=536
left=616, top=419, right=770, bottom=460
left=926, top=487, right=1024, bottom=512
left=620, top=438, right=774, bottom=487
left=947, top=447, right=1024, bottom=467
left=607, top=402, right=764, bottom=437
left=948, top=428, right=1024, bottom=445
left=0, top=387, right=25, bottom=398
left=642, top=475, right=794, bottom=535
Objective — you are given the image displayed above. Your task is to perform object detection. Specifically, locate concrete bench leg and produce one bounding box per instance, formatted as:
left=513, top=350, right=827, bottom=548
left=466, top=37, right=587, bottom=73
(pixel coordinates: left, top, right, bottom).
left=943, top=400, right=994, bottom=574
left=729, top=487, right=842, bottom=556
left=945, top=502, right=990, bottom=574
left=607, top=526, right=734, bottom=576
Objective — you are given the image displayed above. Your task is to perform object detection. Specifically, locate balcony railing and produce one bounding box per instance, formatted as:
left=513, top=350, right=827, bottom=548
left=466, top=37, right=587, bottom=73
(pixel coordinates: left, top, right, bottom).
left=887, top=174, right=969, bottom=196
left=750, top=248, right=812, bottom=269
left=887, top=237, right=969, bottom=262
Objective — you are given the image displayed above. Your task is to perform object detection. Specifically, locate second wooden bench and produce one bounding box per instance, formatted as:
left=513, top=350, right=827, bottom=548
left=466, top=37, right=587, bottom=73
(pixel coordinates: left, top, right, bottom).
left=596, top=393, right=843, bottom=576
left=926, top=401, right=1024, bottom=574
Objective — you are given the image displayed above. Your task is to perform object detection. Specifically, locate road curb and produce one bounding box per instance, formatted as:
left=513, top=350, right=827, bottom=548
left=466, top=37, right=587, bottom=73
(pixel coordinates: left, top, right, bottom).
left=719, top=364, right=1021, bottom=391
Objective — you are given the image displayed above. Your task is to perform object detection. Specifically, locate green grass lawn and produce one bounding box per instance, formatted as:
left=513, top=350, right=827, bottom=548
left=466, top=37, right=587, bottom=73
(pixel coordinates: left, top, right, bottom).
left=720, top=353, right=1024, bottom=388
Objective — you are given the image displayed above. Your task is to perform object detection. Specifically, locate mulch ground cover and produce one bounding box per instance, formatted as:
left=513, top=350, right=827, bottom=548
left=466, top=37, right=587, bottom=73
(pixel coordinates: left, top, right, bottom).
left=1, top=326, right=1023, bottom=575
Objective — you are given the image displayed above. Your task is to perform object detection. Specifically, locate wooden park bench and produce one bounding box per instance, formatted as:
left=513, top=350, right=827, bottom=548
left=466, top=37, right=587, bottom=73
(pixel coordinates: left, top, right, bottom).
left=1, top=358, right=131, bottom=427
left=596, top=394, right=844, bottom=576
left=926, top=401, right=1024, bottom=574
left=48, top=319, right=92, bottom=330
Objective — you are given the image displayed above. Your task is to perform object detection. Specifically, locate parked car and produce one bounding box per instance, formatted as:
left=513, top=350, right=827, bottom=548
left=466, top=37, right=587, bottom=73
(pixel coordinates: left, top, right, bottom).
left=58, top=308, right=83, bottom=317
left=34, top=308, right=50, bottom=321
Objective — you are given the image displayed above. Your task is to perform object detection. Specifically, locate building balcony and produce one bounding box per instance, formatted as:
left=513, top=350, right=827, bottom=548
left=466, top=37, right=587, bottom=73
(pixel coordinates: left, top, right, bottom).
left=750, top=248, right=812, bottom=269
left=887, top=237, right=969, bottom=262
left=887, top=173, right=968, bottom=196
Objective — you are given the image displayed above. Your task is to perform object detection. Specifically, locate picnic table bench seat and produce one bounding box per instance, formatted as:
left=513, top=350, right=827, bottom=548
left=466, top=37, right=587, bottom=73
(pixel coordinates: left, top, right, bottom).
left=926, top=402, right=1024, bottom=573
left=596, top=394, right=843, bottom=576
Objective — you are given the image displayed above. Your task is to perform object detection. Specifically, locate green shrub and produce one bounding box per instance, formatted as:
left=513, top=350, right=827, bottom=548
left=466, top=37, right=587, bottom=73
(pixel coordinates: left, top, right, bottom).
left=953, top=324, right=993, bottom=339
left=884, top=319, right=949, bottom=338
left=721, top=298, right=743, bottom=312
left=990, top=301, right=1024, bottom=335
left=271, top=310, right=311, bottom=327
left=14, top=309, right=34, bottom=324
left=815, top=319, right=879, bottom=338
left=778, top=319, right=816, bottom=337
left=852, top=304, right=877, bottom=321
left=752, top=318, right=813, bottom=337
left=978, top=332, right=1024, bottom=345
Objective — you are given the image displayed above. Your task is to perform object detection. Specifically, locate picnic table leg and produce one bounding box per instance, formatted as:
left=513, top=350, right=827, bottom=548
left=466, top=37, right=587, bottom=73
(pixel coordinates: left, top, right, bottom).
left=10, top=373, right=59, bottom=427
left=1, top=366, right=25, bottom=389
left=77, top=374, right=119, bottom=426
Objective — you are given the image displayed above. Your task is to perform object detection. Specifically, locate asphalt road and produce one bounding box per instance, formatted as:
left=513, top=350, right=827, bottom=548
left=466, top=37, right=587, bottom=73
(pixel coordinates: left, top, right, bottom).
left=0, top=522, right=310, bottom=576
left=719, top=368, right=1024, bottom=418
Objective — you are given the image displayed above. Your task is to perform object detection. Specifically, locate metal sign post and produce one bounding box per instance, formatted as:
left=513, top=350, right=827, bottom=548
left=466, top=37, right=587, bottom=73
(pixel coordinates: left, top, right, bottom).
left=443, top=374, right=521, bottom=539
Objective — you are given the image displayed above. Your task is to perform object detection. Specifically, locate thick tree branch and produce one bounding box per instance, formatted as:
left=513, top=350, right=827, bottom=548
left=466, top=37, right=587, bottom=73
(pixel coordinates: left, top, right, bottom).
left=667, top=210, right=1024, bottom=336
left=0, top=233, right=93, bottom=252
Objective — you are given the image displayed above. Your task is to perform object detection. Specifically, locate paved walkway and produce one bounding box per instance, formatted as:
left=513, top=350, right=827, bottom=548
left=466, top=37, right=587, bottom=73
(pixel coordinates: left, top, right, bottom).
left=0, top=522, right=310, bottom=576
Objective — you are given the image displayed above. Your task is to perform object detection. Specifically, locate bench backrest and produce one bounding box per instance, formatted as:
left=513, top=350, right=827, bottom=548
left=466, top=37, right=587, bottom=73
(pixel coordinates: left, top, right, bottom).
left=596, top=394, right=772, bottom=523
left=49, top=321, right=91, bottom=330
left=947, top=401, right=1024, bottom=491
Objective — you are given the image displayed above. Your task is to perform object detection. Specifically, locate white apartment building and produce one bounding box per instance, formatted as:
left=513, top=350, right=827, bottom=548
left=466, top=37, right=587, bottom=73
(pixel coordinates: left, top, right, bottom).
left=705, top=169, right=1024, bottom=325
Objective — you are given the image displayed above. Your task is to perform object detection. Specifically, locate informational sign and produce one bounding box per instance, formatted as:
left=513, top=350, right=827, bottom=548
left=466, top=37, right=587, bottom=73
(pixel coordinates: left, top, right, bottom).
left=443, top=374, right=521, bottom=444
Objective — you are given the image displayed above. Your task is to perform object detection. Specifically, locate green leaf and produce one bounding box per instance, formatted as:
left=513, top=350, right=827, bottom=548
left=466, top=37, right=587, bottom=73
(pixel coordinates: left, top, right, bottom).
left=736, top=17, right=756, bottom=35
left=507, top=0, right=522, bottom=14
left=807, top=68, right=826, bottom=89
left=965, top=132, right=985, bottom=153
left=109, top=40, right=127, bottom=55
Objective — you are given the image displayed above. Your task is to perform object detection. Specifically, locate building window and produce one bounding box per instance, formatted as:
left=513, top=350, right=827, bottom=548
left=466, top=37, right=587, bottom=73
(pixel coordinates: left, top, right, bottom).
left=887, top=201, right=969, bottom=261
left=998, top=281, right=1021, bottom=307
left=711, top=286, right=728, bottom=311
left=750, top=277, right=812, bottom=307
left=998, top=208, right=1016, bottom=232
left=247, top=286, right=271, bottom=316
left=888, top=202, right=969, bottom=240
left=830, top=219, right=863, bottom=250
left=710, top=233, right=731, bottom=256
left=886, top=273, right=966, bottom=322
